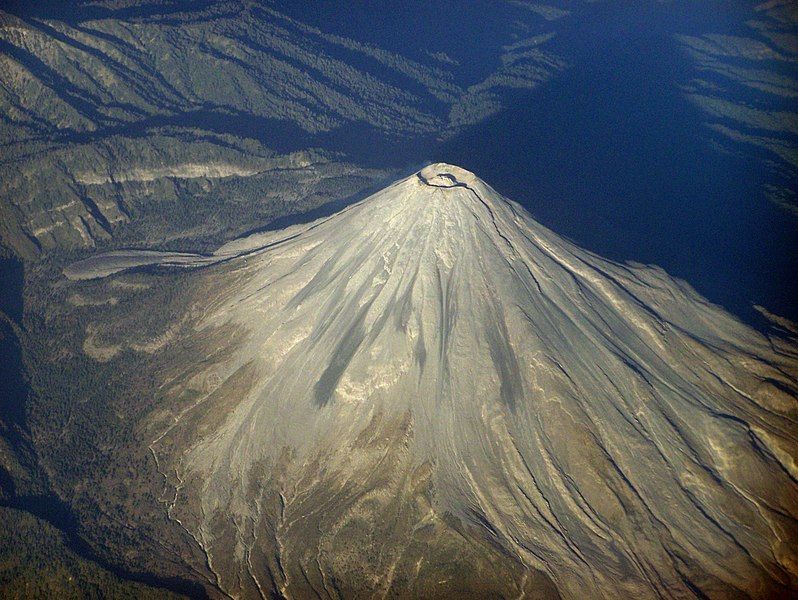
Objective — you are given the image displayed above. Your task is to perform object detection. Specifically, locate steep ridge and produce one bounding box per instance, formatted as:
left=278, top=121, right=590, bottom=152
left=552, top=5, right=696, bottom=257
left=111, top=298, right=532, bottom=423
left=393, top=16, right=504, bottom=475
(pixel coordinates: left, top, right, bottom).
left=72, top=164, right=798, bottom=598
left=0, top=2, right=566, bottom=259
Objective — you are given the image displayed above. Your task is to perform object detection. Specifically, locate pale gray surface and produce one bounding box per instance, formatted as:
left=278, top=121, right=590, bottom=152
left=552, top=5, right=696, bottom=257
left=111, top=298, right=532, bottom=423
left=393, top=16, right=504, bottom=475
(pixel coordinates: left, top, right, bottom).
left=79, top=164, right=798, bottom=598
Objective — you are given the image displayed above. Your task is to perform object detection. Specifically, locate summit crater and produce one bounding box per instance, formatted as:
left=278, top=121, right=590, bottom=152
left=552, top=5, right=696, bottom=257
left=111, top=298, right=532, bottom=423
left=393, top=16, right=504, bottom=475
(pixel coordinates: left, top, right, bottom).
left=417, top=163, right=479, bottom=189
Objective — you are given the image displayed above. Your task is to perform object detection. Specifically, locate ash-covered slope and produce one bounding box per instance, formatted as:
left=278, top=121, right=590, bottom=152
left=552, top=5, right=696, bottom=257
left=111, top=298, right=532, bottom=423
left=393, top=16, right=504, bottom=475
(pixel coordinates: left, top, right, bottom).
left=79, top=164, right=797, bottom=598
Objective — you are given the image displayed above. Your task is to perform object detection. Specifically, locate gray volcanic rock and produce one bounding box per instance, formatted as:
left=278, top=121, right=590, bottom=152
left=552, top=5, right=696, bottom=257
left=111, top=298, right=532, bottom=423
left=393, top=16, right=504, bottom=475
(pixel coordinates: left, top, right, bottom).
left=70, top=164, right=797, bottom=598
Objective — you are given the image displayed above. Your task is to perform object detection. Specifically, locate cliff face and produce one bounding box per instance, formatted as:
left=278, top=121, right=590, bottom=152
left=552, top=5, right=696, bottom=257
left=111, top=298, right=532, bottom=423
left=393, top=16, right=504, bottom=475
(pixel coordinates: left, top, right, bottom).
left=64, top=164, right=798, bottom=598
left=0, top=134, right=387, bottom=259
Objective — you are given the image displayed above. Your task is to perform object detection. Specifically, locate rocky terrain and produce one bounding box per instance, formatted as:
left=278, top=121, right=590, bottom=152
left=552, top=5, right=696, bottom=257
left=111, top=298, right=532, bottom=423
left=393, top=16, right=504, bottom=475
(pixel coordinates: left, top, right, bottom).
left=1, top=1, right=797, bottom=598
left=0, top=3, right=581, bottom=596
left=678, top=0, right=798, bottom=215
left=34, top=164, right=797, bottom=598
left=0, top=0, right=565, bottom=259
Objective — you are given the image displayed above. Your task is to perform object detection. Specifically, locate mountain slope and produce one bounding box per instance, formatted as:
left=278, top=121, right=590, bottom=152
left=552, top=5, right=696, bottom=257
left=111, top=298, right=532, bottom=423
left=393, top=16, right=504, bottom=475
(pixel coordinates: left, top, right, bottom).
left=0, top=1, right=566, bottom=259
left=678, top=0, right=798, bottom=216
left=62, top=163, right=798, bottom=598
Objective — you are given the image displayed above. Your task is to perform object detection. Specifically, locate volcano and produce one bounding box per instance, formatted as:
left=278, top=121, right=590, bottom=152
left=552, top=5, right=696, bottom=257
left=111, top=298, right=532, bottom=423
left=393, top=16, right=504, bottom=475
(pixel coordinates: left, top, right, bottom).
left=69, top=164, right=798, bottom=598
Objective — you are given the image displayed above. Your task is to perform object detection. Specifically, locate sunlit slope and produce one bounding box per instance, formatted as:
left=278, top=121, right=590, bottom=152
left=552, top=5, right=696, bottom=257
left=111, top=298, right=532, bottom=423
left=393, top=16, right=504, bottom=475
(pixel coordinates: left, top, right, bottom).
left=69, top=164, right=798, bottom=598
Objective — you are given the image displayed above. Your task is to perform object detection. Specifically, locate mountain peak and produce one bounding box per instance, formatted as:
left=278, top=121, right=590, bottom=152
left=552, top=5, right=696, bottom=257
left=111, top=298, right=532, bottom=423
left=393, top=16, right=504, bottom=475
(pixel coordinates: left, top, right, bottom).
left=417, top=162, right=479, bottom=188
left=66, top=167, right=798, bottom=599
